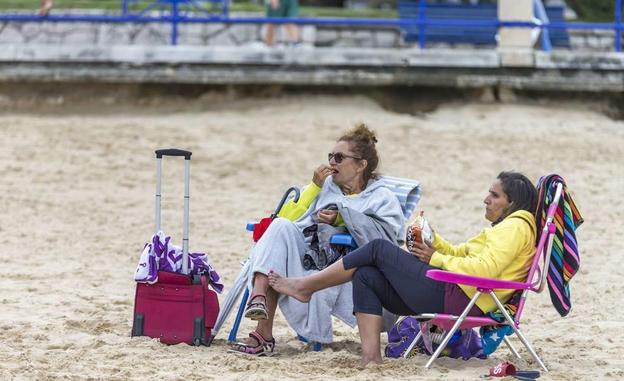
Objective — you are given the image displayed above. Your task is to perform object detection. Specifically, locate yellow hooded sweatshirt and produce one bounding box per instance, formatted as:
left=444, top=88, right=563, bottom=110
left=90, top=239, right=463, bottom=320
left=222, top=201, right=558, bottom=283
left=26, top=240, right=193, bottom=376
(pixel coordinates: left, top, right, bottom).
left=429, top=210, right=536, bottom=313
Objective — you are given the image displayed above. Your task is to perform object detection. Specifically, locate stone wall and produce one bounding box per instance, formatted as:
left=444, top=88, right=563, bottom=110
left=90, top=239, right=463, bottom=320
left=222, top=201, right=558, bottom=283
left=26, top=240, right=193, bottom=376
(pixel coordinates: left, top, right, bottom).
left=0, top=10, right=401, bottom=48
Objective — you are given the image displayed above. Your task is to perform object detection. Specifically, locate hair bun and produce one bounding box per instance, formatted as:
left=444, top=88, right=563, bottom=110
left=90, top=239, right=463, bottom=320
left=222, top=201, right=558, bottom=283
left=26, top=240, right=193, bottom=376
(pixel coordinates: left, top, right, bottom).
left=338, top=122, right=380, bottom=182
left=351, top=122, right=377, bottom=145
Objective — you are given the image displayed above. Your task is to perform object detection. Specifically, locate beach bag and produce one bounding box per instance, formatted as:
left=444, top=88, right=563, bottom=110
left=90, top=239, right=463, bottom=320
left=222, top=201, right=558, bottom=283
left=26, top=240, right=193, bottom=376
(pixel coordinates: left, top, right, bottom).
left=385, top=317, right=487, bottom=360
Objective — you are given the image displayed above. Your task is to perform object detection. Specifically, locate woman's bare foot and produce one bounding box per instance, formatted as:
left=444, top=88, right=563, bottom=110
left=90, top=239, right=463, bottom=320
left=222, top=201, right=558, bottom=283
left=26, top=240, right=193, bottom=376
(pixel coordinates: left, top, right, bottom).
left=267, top=271, right=312, bottom=303
left=359, top=356, right=383, bottom=368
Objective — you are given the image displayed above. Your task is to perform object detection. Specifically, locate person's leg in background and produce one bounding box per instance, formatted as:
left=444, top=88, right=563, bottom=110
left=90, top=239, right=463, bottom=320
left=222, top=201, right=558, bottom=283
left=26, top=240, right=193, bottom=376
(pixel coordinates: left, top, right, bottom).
left=38, top=0, right=54, bottom=16
left=285, top=24, right=300, bottom=44
left=265, top=23, right=276, bottom=46
left=285, top=0, right=301, bottom=44
left=264, top=0, right=281, bottom=46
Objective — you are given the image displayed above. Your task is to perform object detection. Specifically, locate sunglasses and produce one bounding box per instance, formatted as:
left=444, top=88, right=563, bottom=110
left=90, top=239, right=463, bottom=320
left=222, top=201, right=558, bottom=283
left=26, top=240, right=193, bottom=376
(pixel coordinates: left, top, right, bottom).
left=328, top=152, right=362, bottom=164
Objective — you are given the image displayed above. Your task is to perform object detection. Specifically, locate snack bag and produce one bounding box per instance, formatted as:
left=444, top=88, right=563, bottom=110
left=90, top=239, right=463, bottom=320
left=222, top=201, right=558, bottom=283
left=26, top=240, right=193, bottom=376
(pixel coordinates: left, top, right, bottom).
left=406, top=211, right=433, bottom=251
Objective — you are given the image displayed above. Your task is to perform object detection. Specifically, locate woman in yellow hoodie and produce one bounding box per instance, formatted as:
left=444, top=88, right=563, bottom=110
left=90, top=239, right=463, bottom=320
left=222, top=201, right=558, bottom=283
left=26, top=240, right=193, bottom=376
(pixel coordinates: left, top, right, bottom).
left=268, top=171, right=538, bottom=367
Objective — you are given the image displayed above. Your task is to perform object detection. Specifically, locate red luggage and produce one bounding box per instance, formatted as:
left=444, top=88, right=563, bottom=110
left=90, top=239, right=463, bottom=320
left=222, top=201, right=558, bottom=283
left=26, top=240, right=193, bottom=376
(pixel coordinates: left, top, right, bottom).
left=131, top=149, right=219, bottom=346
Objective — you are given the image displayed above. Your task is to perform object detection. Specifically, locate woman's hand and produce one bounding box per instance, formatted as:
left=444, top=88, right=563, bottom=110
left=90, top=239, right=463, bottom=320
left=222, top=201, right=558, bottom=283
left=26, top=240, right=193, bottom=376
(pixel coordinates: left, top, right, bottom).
left=317, top=209, right=338, bottom=225
left=312, top=164, right=333, bottom=187
left=409, top=241, right=435, bottom=264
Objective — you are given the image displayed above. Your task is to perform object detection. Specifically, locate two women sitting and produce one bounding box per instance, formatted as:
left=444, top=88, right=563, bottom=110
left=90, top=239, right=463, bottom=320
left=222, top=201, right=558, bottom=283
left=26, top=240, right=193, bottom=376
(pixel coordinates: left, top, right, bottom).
left=230, top=124, right=539, bottom=367
left=270, top=171, right=537, bottom=366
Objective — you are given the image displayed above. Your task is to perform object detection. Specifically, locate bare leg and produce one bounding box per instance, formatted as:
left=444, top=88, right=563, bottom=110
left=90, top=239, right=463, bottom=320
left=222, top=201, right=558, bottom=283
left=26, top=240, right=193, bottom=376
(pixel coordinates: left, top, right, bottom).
left=265, top=24, right=275, bottom=46
left=356, top=312, right=383, bottom=367
left=239, top=272, right=277, bottom=345
left=285, top=23, right=300, bottom=43
left=268, top=258, right=355, bottom=302
left=38, top=0, right=54, bottom=16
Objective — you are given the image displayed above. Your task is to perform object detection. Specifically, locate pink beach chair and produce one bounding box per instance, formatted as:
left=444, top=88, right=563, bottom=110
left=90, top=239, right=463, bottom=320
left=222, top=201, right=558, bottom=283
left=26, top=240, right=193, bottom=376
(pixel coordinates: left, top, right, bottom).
left=402, top=182, right=565, bottom=372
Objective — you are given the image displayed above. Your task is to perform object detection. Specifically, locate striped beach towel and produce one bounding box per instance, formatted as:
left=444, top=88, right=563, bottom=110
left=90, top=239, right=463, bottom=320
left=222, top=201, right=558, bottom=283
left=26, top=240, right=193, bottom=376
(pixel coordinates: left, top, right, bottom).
left=536, top=175, right=584, bottom=317
left=378, top=175, right=421, bottom=220
left=378, top=175, right=422, bottom=242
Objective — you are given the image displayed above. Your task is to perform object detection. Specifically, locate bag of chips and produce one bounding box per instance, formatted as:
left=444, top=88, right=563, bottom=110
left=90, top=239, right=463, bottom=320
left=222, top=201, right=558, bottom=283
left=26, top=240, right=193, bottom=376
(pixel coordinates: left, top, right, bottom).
left=406, top=211, right=433, bottom=251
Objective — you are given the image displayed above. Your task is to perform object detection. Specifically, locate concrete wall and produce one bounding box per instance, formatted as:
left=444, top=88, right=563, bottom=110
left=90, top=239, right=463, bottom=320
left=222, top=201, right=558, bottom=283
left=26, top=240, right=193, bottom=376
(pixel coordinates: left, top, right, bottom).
left=0, top=11, right=400, bottom=48
left=2, top=43, right=624, bottom=92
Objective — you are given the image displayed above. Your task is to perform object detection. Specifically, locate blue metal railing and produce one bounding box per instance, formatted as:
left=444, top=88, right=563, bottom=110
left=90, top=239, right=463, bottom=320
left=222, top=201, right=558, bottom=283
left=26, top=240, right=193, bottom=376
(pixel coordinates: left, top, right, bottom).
left=0, top=0, right=622, bottom=51
left=616, top=0, right=623, bottom=52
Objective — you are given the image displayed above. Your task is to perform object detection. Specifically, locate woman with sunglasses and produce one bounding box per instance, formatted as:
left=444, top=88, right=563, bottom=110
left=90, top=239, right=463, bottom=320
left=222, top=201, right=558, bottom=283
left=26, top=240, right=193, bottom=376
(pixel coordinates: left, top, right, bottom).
left=229, top=123, right=405, bottom=356
left=268, top=172, right=538, bottom=366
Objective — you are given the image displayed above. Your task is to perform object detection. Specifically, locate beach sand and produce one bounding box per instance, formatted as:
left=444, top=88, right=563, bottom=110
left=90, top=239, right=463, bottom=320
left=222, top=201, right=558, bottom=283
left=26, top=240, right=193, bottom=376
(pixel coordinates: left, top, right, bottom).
left=0, top=95, right=622, bottom=380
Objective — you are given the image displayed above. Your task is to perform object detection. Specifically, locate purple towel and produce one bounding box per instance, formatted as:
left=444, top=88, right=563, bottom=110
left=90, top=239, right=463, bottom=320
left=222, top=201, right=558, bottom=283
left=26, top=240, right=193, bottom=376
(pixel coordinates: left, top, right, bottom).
left=134, top=231, right=223, bottom=293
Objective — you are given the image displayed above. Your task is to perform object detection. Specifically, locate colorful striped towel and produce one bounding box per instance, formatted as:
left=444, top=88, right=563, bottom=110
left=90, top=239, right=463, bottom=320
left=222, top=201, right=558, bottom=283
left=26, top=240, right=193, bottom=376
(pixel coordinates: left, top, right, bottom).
left=536, top=175, right=584, bottom=317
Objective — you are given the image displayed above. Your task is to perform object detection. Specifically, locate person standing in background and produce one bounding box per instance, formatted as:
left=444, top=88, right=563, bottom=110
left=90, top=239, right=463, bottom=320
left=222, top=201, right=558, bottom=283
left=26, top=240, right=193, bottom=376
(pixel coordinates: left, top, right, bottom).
left=264, top=0, right=301, bottom=46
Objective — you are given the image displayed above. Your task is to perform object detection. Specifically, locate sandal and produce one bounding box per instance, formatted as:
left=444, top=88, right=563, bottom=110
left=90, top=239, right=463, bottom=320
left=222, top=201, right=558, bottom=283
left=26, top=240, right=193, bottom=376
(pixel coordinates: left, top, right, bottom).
left=228, top=331, right=276, bottom=357
left=244, top=294, right=268, bottom=320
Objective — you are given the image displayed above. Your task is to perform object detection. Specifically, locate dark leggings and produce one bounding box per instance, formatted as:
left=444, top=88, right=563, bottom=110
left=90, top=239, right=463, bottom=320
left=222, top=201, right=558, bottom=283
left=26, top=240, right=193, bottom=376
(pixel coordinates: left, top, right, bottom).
left=342, top=239, right=447, bottom=317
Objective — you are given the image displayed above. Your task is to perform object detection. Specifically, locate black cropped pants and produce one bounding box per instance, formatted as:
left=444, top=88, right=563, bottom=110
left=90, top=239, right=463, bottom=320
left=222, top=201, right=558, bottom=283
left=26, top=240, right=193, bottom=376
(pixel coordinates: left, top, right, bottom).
left=342, top=238, right=446, bottom=316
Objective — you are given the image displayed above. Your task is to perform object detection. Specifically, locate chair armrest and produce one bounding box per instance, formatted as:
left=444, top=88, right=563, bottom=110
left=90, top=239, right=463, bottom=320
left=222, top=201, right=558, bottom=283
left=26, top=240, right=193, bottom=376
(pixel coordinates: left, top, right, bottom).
left=425, top=270, right=531, bottom=290
left=329, top=234, right=358, bottom=249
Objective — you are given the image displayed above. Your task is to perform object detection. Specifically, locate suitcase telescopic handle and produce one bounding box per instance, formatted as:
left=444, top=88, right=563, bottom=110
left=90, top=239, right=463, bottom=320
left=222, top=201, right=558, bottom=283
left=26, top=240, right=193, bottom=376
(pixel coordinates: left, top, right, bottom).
left=155, top=148, right=192, bottom=274
left=155, top=148, right=192, bottom=160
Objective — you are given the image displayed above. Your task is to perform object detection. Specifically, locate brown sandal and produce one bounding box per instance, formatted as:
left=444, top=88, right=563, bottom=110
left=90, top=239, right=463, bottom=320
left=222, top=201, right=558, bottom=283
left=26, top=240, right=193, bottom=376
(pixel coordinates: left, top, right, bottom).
left=244, top=294, right=268, bottom=320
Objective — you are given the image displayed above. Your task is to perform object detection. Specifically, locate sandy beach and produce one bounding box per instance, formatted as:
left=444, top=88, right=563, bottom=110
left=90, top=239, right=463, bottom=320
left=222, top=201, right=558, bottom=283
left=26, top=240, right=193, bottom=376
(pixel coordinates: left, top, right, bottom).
left=1, top=95, right=622, bottom=380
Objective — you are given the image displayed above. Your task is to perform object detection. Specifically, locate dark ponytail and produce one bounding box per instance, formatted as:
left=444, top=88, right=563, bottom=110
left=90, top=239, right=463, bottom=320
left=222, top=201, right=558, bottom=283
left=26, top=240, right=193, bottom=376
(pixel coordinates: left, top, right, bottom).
left=494, top=171, right=538, bottom=225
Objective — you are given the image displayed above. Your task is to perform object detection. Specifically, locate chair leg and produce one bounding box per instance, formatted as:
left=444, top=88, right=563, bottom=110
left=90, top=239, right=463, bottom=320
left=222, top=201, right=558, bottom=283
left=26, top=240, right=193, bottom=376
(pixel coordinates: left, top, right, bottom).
left=425, top=291, right=481, bottom=369
left=402, top=330, right=422, bottom=358
left=503, top=336, right=521, bottom=359
left=489, top=291, right=548, bottom=372
left=297, top=335, right=322, bottom=352
left=228, top=288, right=250, bottom=343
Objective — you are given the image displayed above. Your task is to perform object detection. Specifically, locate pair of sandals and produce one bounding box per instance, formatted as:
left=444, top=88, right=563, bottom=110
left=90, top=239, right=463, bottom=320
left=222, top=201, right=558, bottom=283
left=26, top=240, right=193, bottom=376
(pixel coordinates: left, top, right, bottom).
left=228, top=294, right=275, bottom=356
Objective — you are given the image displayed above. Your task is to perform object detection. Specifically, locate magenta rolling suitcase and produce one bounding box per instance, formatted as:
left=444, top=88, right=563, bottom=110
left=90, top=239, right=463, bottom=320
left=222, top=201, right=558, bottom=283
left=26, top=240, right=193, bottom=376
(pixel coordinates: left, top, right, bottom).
left=132, top=149, right=219, bottom=346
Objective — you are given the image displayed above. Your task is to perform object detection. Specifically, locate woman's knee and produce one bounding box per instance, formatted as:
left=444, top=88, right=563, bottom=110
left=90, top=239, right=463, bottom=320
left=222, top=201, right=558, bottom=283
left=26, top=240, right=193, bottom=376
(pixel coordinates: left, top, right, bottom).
left=353, top=266, right=383, bottom=287
left=368, top=238, right=396, bottom=252
left=364, top=238, right=397, bottom=263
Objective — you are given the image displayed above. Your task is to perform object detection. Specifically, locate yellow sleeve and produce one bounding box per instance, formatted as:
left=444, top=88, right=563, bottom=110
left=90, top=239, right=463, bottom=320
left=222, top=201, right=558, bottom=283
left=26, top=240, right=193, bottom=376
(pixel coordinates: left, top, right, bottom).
left=277, top=182, right=321, bottom=221
left=334, top=212, right=344, bottom=226
left=429, top=221, right=527, bottom=278
left=431, top=231, right=469, bottom=257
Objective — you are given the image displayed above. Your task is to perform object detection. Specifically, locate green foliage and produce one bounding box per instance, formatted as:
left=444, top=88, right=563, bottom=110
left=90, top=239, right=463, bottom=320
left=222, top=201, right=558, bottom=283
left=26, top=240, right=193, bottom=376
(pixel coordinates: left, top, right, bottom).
left=0, top=0, right=395, bottom=18
left=567, top=0, right=618, bottom=22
